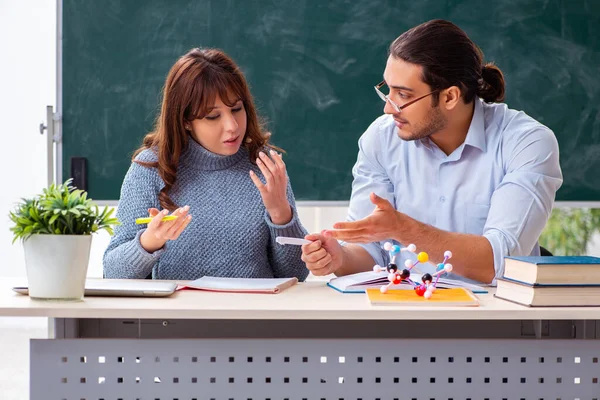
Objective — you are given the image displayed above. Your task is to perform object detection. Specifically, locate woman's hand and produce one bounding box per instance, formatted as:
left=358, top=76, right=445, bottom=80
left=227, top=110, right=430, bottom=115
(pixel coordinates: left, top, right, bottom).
left=249, top=149, right=292, bottom=225
left=139, top=206, right=192, bottom=253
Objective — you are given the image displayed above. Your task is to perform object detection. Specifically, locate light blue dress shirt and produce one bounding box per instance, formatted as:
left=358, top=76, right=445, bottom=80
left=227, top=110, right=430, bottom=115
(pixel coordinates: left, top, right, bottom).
left=347, top=98, right=563, bottom=284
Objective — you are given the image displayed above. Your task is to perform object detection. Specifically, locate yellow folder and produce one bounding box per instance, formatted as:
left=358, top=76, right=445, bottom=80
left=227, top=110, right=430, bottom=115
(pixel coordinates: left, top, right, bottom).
left=366, top=287, right=479, bottom=306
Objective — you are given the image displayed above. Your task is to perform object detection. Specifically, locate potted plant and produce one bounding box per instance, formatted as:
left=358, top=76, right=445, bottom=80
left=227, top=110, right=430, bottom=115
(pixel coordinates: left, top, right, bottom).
left=9, top=179, right=119, bottom=300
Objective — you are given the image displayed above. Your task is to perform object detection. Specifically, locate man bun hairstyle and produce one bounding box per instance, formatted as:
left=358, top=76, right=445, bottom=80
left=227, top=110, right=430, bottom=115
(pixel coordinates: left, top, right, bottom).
left=389, top=19, right=505, bottom=103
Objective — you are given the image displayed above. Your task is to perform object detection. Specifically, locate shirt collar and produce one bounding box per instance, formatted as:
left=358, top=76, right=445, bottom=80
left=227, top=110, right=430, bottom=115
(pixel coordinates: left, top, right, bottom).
left=412, top=98, right=486, bottom=154
left=463, top=97, right=487, bottom=152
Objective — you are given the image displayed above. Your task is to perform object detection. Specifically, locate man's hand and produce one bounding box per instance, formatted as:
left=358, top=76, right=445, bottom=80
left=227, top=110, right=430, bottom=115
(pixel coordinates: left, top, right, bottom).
left=324, top=192, right=402, bottom=243
left=301, top=232, right=344, bottom=276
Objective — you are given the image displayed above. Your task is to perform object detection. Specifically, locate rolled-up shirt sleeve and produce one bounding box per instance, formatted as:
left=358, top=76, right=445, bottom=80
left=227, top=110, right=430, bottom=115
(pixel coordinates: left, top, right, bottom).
left=483, top=127, right=563, bottom=281
left=346, top=118, right=395, bottom=267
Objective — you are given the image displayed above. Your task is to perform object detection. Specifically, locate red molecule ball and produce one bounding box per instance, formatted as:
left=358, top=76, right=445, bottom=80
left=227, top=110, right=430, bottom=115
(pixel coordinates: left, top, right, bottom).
left=415, top=284, right=427, bottom=296
left=392, top=273, right=402, bottom=285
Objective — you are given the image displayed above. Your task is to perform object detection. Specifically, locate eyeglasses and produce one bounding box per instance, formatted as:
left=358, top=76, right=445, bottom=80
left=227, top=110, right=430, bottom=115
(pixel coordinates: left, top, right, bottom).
left=374, top=81, right=439, bottom=113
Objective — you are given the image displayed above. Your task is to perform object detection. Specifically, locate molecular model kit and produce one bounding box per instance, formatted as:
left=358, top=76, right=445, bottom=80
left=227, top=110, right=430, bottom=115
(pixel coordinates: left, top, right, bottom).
left=372, top=242, right=453, bottom=299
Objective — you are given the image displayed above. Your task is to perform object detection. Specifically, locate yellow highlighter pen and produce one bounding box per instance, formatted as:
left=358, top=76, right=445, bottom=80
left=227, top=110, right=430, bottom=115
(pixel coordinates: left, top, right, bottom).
left=135, top=215, right=179, bottom=225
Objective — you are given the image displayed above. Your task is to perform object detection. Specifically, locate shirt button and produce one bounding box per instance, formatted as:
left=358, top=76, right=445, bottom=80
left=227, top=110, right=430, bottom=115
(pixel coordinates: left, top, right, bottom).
left=439, top=196, right=445, bottom=203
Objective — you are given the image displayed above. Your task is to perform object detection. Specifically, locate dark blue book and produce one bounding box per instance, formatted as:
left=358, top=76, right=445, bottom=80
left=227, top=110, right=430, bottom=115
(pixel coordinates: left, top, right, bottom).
left=503, top=256, right=600, bottom=285
left=506, top=256, right=600, bottom=265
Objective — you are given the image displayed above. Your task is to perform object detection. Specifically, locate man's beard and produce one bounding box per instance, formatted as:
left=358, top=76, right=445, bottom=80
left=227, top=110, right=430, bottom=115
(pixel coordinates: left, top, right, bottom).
left=397, top=106, right=447, bottom=141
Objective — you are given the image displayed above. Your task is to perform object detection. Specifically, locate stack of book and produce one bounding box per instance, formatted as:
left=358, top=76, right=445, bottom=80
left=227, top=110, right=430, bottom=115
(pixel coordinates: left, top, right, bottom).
left=495, top=256, right=600, bottom=307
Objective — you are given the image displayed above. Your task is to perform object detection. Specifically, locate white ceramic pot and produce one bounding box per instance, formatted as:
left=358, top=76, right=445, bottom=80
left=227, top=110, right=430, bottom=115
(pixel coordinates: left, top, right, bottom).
left=23, top=234, right=92, bottom=301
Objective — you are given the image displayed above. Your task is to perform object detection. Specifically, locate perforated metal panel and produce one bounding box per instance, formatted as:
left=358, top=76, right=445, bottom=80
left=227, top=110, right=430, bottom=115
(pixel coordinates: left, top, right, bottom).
left=31, top=339, right=600, bottom=399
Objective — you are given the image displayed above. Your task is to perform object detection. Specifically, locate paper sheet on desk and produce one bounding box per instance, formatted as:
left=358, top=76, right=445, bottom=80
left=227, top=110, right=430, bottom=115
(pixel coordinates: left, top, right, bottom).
left=177, top=276, right=298, bottom=294
left=327, top=271, right=488, bottom=294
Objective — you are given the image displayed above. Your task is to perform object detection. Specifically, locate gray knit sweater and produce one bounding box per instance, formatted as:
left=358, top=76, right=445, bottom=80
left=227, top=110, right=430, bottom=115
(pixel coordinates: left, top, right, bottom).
left=103, top=139, right=309, bottom=281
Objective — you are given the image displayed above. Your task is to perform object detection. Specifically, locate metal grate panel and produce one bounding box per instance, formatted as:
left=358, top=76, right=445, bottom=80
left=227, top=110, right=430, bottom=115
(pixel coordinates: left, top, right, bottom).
left=31, top=338, right=600, bottom=399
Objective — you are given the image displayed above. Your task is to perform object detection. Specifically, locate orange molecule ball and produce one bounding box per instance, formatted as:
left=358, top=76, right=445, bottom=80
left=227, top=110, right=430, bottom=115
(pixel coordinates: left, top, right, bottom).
left=417, top=252, right=429, bottom=263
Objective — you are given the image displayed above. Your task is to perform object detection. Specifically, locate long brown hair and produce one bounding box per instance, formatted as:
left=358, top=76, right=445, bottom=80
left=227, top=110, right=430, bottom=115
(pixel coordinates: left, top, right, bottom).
left=133, top=48, right=280, bottom=211
left=390, top=19, right=505, bottom=104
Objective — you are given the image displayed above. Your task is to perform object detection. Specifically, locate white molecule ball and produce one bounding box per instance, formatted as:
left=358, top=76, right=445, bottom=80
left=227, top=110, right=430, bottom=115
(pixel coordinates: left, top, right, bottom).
left=380, top=285, right=388, bottom=294
left=407, top=244, right=417, bottom=252
left=373, top=265, right=382, bottom=272
left=444, top=263, right=453, bottom=272
left=444, top=250, right=453, bottom=259
left=424, top=289, right=433, bottom=299
left=404, top=259, right=414, bottom=268
left=383, top=242, right=393, bottom=251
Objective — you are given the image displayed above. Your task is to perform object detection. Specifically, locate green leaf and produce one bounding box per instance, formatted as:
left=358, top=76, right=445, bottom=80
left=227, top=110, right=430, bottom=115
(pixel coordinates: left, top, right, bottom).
left=30, top=207, right=39, bottom=221
left=17, top=217, right=33, bottom=226
left=49, top=213, right=59, bottom=225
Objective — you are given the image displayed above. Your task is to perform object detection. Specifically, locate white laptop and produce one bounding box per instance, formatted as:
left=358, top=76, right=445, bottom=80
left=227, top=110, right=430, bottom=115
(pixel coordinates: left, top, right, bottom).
left=12, top=279, right=177, bottom=297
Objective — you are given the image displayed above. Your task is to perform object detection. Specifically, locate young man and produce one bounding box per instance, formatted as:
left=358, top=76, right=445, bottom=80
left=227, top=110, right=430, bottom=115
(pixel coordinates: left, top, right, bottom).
left=301, top=19, right=562, bottom=284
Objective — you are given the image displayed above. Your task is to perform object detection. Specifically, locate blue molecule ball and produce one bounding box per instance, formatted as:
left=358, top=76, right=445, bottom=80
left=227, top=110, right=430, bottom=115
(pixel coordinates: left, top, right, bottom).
left=390, top=245, right=401, bottom=256
left=436, top=263, right=445, bottom=271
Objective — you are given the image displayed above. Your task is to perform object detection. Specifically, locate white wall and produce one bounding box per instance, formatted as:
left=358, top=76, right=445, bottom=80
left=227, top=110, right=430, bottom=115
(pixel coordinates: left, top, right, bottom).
left=0, top=0, right=56, bottom=278
left=587, top=233, right=600, bottom=257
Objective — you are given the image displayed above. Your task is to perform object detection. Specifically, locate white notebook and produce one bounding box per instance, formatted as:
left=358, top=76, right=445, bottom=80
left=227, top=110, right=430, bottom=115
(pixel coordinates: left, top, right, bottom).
left=178, top=276, right=298, bottom=294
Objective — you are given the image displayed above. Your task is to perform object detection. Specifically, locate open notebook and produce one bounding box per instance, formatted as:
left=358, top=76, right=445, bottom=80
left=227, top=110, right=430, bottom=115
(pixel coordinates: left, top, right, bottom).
left=177, top=276, right=298, bottom=294
left=328, top=271, right=488, bottom=294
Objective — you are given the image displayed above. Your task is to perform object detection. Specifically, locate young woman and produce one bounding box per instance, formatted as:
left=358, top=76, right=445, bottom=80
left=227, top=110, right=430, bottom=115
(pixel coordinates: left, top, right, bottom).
left=103, top=48, right=309, bottom=281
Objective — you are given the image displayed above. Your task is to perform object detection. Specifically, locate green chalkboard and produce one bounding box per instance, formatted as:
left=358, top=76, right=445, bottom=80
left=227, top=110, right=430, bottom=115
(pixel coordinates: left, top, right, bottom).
left=62, top=0, right=600, bottom=201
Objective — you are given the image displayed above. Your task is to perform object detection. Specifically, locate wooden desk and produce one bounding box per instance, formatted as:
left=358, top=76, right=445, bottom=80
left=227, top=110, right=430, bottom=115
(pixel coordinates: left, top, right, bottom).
left=1, top=278, right=598, bottom=399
